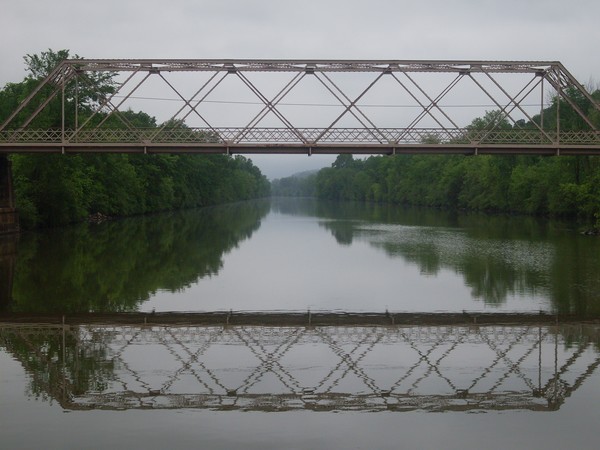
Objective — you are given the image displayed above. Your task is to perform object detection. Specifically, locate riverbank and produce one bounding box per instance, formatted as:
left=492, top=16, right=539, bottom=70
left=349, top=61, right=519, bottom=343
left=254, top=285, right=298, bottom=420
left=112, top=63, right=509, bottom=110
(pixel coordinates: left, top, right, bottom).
left=306, top=154, right=600, bottom=229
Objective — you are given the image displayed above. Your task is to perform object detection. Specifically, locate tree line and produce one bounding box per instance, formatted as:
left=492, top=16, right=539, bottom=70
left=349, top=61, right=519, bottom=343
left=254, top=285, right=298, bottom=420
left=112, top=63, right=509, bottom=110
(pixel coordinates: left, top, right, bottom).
left=273, top=92, right=600, bottom=228
left=0, top=50, right=270, bottom=228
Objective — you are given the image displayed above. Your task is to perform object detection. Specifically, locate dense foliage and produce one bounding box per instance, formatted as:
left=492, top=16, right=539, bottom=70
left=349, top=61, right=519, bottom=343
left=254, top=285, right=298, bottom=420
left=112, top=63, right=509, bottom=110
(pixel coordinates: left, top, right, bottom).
left=310, top=99, right=600, bottom=226
left=0, top=50, right=269, bottom=227
left=10, top=152, right=269, bottom=227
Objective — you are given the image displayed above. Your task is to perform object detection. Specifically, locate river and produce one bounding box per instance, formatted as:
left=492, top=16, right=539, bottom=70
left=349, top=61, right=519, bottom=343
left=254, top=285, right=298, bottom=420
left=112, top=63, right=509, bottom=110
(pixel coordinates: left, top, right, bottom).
left=1, top=198, right=599, bottom=449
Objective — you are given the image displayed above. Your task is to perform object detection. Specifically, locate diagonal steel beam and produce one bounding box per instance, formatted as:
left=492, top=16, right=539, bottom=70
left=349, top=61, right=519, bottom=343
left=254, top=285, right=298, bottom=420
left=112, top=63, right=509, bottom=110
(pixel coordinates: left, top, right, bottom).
left=545, top=68, right=598, bottom=131
left=73, top=68, right=144, bottom=137
left=476, top=73, right=554, bottom=143
left=483, top=71, right=550, bottom=132
left=390, top=72, right=459, bottom=134
left=554, top=63, right=600, bottom=113
left=401, top=71, right=462, bottom=130
left=394, top=73, right=464, bottom=143
left=175, top=71, right=231, bottom=143
left=233, top=71, right=306, bottom=144
left=8, top=65, right=79, bottom=137
left=91, top=73, right=152, bottom=132
left=150, top=72, right=222, bottom=140
left=319, top=71, right=387, bottom=133
left=313, top=71, right=388, bottom=143
left=235, top=70, right=308, bottom=144
left=0, top=62, right=69, bottom=132
left=468, top=72, right=555, bottom=144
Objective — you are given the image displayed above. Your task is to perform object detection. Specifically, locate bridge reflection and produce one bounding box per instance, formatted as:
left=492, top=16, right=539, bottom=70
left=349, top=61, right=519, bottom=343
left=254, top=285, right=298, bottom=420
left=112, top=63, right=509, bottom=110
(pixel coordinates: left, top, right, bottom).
left=1, top=320, right=598, bottom=412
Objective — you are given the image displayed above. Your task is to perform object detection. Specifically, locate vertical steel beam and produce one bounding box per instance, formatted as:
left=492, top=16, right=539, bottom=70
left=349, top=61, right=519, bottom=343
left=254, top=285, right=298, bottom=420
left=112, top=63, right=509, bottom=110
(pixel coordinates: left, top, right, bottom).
left=75, top=76, right=79, bottom=131
left=61, top=65, right=66, bottom=145
left=474, top=74, right=553, bottom=144
left=556, top=82, right=561, bottom=147
left=540, top=77, right=544, bottom=130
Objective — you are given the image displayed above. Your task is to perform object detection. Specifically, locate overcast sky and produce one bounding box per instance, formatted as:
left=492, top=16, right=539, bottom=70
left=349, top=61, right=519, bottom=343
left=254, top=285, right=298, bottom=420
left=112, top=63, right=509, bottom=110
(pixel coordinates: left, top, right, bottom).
left=2, top=0, right=600, bottom=179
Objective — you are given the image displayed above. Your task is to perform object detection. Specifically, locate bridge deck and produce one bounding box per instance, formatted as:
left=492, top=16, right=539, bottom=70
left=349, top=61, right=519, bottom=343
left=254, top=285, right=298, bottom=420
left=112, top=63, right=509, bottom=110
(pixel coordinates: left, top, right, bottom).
left=2, top=128, right=600, bottom=155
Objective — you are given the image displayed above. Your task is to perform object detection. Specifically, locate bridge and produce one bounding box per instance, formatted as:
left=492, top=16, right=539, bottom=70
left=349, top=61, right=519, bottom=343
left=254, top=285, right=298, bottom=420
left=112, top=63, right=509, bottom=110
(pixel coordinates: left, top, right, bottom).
left=1, top=319, right=599, bottom=412
left=1, top=60, right=600, bottom=156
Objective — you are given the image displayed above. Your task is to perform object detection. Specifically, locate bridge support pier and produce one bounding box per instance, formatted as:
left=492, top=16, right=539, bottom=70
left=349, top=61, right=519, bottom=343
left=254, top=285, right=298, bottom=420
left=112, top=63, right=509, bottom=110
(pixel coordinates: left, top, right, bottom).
left=0, top=155, right=19, bottom=234
left=0, top=233, right=17, bottom=310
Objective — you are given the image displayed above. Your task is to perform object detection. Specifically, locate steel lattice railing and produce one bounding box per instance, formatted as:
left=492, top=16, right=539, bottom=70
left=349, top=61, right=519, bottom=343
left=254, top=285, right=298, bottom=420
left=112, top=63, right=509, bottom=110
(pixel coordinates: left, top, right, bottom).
left=2, top=128, right=598, bottom=146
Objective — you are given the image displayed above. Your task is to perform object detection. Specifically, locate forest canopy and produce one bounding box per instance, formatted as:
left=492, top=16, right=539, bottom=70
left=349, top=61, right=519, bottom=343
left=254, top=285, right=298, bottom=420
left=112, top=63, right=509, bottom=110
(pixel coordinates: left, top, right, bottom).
left=0, top=50, right=270, bottom=227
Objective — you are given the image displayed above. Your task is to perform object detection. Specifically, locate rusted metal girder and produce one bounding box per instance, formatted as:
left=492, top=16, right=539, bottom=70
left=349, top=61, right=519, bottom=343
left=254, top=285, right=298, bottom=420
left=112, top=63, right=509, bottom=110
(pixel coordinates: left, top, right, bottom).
left=1, top=60, right=599, bottom=155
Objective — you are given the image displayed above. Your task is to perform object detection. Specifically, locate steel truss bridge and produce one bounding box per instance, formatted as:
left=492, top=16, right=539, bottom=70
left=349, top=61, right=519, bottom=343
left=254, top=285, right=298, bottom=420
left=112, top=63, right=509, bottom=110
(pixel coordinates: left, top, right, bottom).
left=1, top=320, right=599, bottom=412
left=1, top=60, right=600, bottom=155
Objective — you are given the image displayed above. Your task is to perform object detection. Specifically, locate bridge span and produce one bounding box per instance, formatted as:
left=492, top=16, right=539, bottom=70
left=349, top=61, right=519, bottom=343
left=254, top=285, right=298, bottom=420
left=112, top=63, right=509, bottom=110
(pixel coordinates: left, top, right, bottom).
left=1, top=60, right=600, bottom=155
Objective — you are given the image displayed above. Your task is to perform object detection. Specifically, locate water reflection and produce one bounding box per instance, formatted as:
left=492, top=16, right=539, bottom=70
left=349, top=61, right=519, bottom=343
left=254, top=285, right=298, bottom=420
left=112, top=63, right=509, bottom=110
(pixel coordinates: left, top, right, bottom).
left=272, top=198, right=600, bottom=313
left=1, top=321, right=598, bottom=412
left=0, top=198, right=599, bottom=314
left=4, top=200, right=269, bottom=313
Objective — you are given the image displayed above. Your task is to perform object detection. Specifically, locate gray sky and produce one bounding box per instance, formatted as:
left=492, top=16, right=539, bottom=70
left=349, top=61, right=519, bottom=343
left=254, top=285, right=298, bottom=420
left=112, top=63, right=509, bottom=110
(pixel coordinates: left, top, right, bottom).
left=2, top=0, right=600, bottom=179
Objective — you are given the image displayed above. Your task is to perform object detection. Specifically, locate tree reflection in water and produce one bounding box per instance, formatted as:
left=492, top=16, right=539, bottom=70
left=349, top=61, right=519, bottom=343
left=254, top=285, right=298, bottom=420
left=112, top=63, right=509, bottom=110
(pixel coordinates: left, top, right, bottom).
left=3, top=200, right=269, bottom=313
left=272, top=198, right=600, bottom=314
left=1, top=198, right=599, bottom=315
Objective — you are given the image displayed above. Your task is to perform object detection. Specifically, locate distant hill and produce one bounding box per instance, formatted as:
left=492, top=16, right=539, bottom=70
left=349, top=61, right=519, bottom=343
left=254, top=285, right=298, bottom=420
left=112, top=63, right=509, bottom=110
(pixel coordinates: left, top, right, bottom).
left=270, top=170, right=318, bottom=197
left=287, top=169, right=319, bottom=179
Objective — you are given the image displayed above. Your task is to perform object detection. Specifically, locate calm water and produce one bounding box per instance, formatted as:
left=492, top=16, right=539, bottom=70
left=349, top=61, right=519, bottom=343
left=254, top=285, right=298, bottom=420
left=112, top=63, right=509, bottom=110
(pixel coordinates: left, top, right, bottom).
left=1, top=198, right=600, bottom=449
left=2, top=198, right=599, bottom=315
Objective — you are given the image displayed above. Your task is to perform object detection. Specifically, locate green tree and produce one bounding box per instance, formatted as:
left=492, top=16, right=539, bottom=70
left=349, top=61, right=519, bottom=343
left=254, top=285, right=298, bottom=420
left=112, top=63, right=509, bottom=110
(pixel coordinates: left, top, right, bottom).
left=1, top=49, right=270, bottom=228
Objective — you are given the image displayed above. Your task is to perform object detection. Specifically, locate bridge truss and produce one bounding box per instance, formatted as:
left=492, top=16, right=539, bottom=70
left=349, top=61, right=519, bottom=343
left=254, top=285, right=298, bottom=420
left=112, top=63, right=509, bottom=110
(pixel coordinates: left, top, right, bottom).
left=1, top=322, right=599, bottom=412
left=1, top=60, right=600, bottom=155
